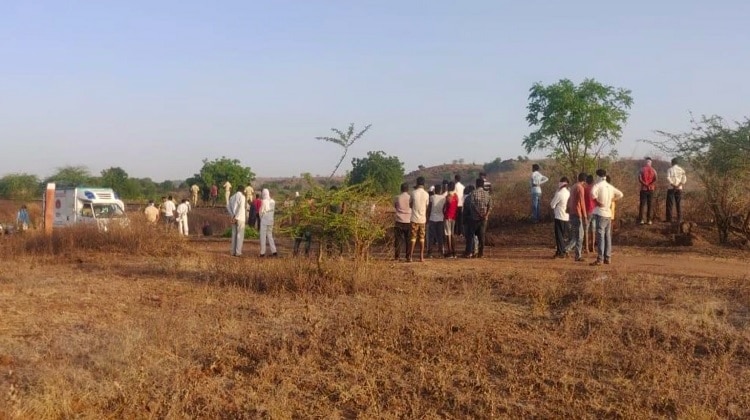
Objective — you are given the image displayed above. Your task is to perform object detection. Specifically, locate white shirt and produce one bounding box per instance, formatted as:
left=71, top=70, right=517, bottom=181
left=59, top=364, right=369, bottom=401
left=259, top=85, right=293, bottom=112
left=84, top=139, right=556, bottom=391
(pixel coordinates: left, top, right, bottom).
left=591, top=179, right=624, bottom=218
left=531, top=171, right=549, bottom=194
left=176, top=202, right=189, bottom=221
left=164, top=200, right=176, bottom=217
left=550, top=187, right=570, bottom=221
left=454, top=182, right=465, bottom=207
left=429, top=193, right=446, bottom=222
left=227, top=192, right=247, bottom=222
left=410, top=187, right=430, bottom=224
left=666, top=165, right=687, bottom=190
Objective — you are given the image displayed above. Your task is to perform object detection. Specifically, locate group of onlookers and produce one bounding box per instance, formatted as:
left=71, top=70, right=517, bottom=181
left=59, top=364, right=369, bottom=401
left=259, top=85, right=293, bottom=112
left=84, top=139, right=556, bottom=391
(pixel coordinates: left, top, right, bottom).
left=394, top=173, right=493, bottom=262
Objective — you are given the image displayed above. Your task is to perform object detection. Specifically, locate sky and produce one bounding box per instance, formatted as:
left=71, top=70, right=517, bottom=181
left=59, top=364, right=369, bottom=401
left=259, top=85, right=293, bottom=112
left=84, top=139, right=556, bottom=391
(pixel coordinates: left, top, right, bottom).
left=1, top=0, right=748, bottom=181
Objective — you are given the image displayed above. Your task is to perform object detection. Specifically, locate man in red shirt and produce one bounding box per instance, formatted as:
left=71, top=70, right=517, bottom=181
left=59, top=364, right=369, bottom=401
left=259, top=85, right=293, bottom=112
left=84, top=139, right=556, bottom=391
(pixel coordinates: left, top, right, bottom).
left=584, top=174, right=597, bottom=253
left=443, top=181, right=459, bottom=258
left=565, top=173, right=588, bottom=261
left=253, top=193, right=262, bottom=230
left=638, top=157, right=658, bottom=225
left=209, top=184, right=219, bottom=207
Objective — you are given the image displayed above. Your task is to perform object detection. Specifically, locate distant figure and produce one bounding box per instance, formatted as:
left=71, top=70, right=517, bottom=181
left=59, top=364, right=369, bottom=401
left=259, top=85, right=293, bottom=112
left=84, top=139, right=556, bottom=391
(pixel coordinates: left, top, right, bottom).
left=467, top=178, right=492, bottom=258
left=590, top=169, right=624, bottom=266
left=292, top=193, right=314, bottom=257
left=209, top=184, right=219, bottom=207
left=244, top=185, right=255, bottom=203
left=408, top=177, right=430, bottom=262
left=462, top=185, right=477, bottom=256
left=259, top=189, right=277, bottom=257
left=393, top=182, right=412, bottom=261
left=666, top=157, right=687, bottom=223
left=158, top=196, right=167, bottom=220
left=443, top=182, right=459, bottom=258
left=479, top=171, right=492, bottom=193
left=163, top=196, right=176, bottom=229
left=530, top=163, right=549, bottom=222
left=638, top=157, right=657, bottom=225
left=228, top=185, right=247, bottom=257
left=190, top=184, right=200, bottom=208
left=144, top=200, right=160, bottom=224
left=16, top=205, right=30, bottom=231
left=253, top=193, right=262, bottom=230
left=223, top=181, right=232, bottom=206
left=550, top=177, right=571, bottom=258
left=201, top=221, right=213, bottom=236
left=175, top=199, right=190, bottom=236
left=565, top=173, right=588, bottom=262
left=453, top=174, right=465, bottom=236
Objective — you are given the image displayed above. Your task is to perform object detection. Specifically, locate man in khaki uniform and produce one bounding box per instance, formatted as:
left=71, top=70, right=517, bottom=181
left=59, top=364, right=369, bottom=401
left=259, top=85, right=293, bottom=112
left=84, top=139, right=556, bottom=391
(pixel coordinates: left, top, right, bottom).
left=144, top=200, right=160, bottom=223
left=190, top=184, right=200, bottom=208
left=223, top=181, right=232, bottom=206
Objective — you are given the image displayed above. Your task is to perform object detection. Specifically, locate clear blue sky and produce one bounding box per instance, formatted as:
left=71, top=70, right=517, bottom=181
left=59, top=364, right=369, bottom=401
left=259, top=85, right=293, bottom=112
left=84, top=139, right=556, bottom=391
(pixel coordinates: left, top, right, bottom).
left=2, top=0, right=748, bottom=181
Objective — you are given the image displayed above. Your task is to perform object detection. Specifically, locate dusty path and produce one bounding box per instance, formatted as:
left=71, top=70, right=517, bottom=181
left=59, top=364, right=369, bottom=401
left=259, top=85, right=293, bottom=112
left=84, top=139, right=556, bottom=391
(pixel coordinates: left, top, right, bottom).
left=191, top=238, right=749, bottom=280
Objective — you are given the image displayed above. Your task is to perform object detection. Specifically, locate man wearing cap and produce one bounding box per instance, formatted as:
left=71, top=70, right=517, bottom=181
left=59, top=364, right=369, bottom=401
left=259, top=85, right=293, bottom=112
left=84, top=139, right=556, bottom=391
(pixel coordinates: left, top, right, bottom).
left=666, top=157, right=687, bottom=223
left=408, top=176, right=430, bottom=262
left=638, top=157, right=657, bottom=225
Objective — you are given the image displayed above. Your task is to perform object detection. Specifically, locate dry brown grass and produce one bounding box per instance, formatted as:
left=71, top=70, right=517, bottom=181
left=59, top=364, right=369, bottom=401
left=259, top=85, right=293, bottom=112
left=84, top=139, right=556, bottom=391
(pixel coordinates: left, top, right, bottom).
left=1, top=232, right=749, bottom=418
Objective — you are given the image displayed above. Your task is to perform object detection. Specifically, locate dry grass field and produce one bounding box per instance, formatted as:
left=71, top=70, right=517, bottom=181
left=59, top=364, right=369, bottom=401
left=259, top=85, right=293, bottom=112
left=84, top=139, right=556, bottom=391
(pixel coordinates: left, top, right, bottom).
left=1, top=207, right=749, bottom=418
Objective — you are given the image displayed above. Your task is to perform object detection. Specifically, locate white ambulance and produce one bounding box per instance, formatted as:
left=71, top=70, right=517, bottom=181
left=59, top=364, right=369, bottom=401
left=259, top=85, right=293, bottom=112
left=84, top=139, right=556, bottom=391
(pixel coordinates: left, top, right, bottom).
left=46, top=187, right=128, bottom=230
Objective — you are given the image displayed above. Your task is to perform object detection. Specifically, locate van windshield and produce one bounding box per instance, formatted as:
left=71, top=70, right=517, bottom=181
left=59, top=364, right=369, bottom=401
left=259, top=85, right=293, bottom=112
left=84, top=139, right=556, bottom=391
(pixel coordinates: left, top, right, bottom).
left=92, top=203, right=125, bottom=219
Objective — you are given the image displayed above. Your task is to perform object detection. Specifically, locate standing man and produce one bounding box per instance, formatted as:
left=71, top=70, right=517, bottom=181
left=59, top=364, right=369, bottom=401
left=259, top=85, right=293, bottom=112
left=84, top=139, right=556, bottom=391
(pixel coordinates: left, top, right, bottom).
left=223, top=180, right=232, bottom=206
left=16, top=205, right=30, bottom=231
left=393, top=182, right=412, bottom=261
left=565, top=173, right=588, bottom=262
left=590, top=169, right=624, bottom=266
left=408, top=176, right=430, bottom=262
left=144, top=200, right=160, bottom=224
left=479, top=172, right=492, bottom=193
left=666, top=157, right=687, bottom=223
left=550, top=177, right=571, bottom=258
left=443, top=181, right=458, bottom=258
left=530, top=164, right=549, bottom=222
left=467, top=178, right=492, bottom=258
left=190, top=184, right=200, bottom=208
left=638, top=157, right=657, bottom=225
left=209, top=184, right=219, bottom=207
left=427, top=184, right=446, bottom=258
left=453, top=174, right=465, bottom=236
left=228, top=185, right=247, bottom=257
left=584, top=175, right=597, bottom=253
left=244, top=184, right=255, bottom=216
left=175, top=199, right=190, bottom=236
left=163, top=196, right=176, bottom=229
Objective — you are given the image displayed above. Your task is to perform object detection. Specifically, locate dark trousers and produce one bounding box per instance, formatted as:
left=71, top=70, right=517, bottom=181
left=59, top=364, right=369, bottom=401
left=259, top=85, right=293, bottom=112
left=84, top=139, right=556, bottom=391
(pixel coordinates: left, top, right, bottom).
left=427, top=221, right=445, bottom=255
left=454, top=207, right=464, bottom=236
left=554, top=219, right=568, bottom=256
left=464, top=219, right=486, bottom=257
left=666, top=189, right=682, bottom=222
left=638, top=190, right=653, bottom=223
left=293, top=231, right=312, bottom=256
left=394, top=222, right=411, bottom=259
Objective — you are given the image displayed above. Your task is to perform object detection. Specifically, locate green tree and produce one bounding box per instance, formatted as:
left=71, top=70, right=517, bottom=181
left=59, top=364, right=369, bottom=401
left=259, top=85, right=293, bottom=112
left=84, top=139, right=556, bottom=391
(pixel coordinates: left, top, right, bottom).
left=348, top=151, right=405, bottom=194
left=316, top=123, right=372, bottom=179
left=44, top=165, right=94, bottom=187
left=100, top=167, right=141, bottom=199
left=647, top=115, right=750, bottom=243
left=523, top=78, right=633, bottom=175
left=0, top=173, right=41, bottom=200
left=187, top=157, right=255, bottom=202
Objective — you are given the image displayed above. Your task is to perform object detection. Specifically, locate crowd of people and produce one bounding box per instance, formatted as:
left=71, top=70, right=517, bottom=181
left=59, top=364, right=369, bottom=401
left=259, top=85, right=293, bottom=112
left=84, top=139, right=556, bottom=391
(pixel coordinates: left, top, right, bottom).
left=143, top=157, right=687, bottom=264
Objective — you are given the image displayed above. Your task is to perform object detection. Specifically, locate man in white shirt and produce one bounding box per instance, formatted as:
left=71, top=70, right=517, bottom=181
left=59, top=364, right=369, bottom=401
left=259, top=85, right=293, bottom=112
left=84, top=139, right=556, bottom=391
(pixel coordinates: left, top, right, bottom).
left=175, top=199, right=190, bottom=236
left=227, top=185, right=247, bottom=257
left=531, top=163, right=550, bottom=222
left=453, top=174, right=465, bottom=236
left=427, top=184, right=446, bottom=258
left=550, top=177, right=571, bottom=258
left=190, top=184, right=200, bottom=208
left=590, top=169, right=624, bottom=266
left=409, top=176, right=430, bottom=262
left=163, top=196, right=176, bottom=230
left=666, top=157, right=687, bottom=223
